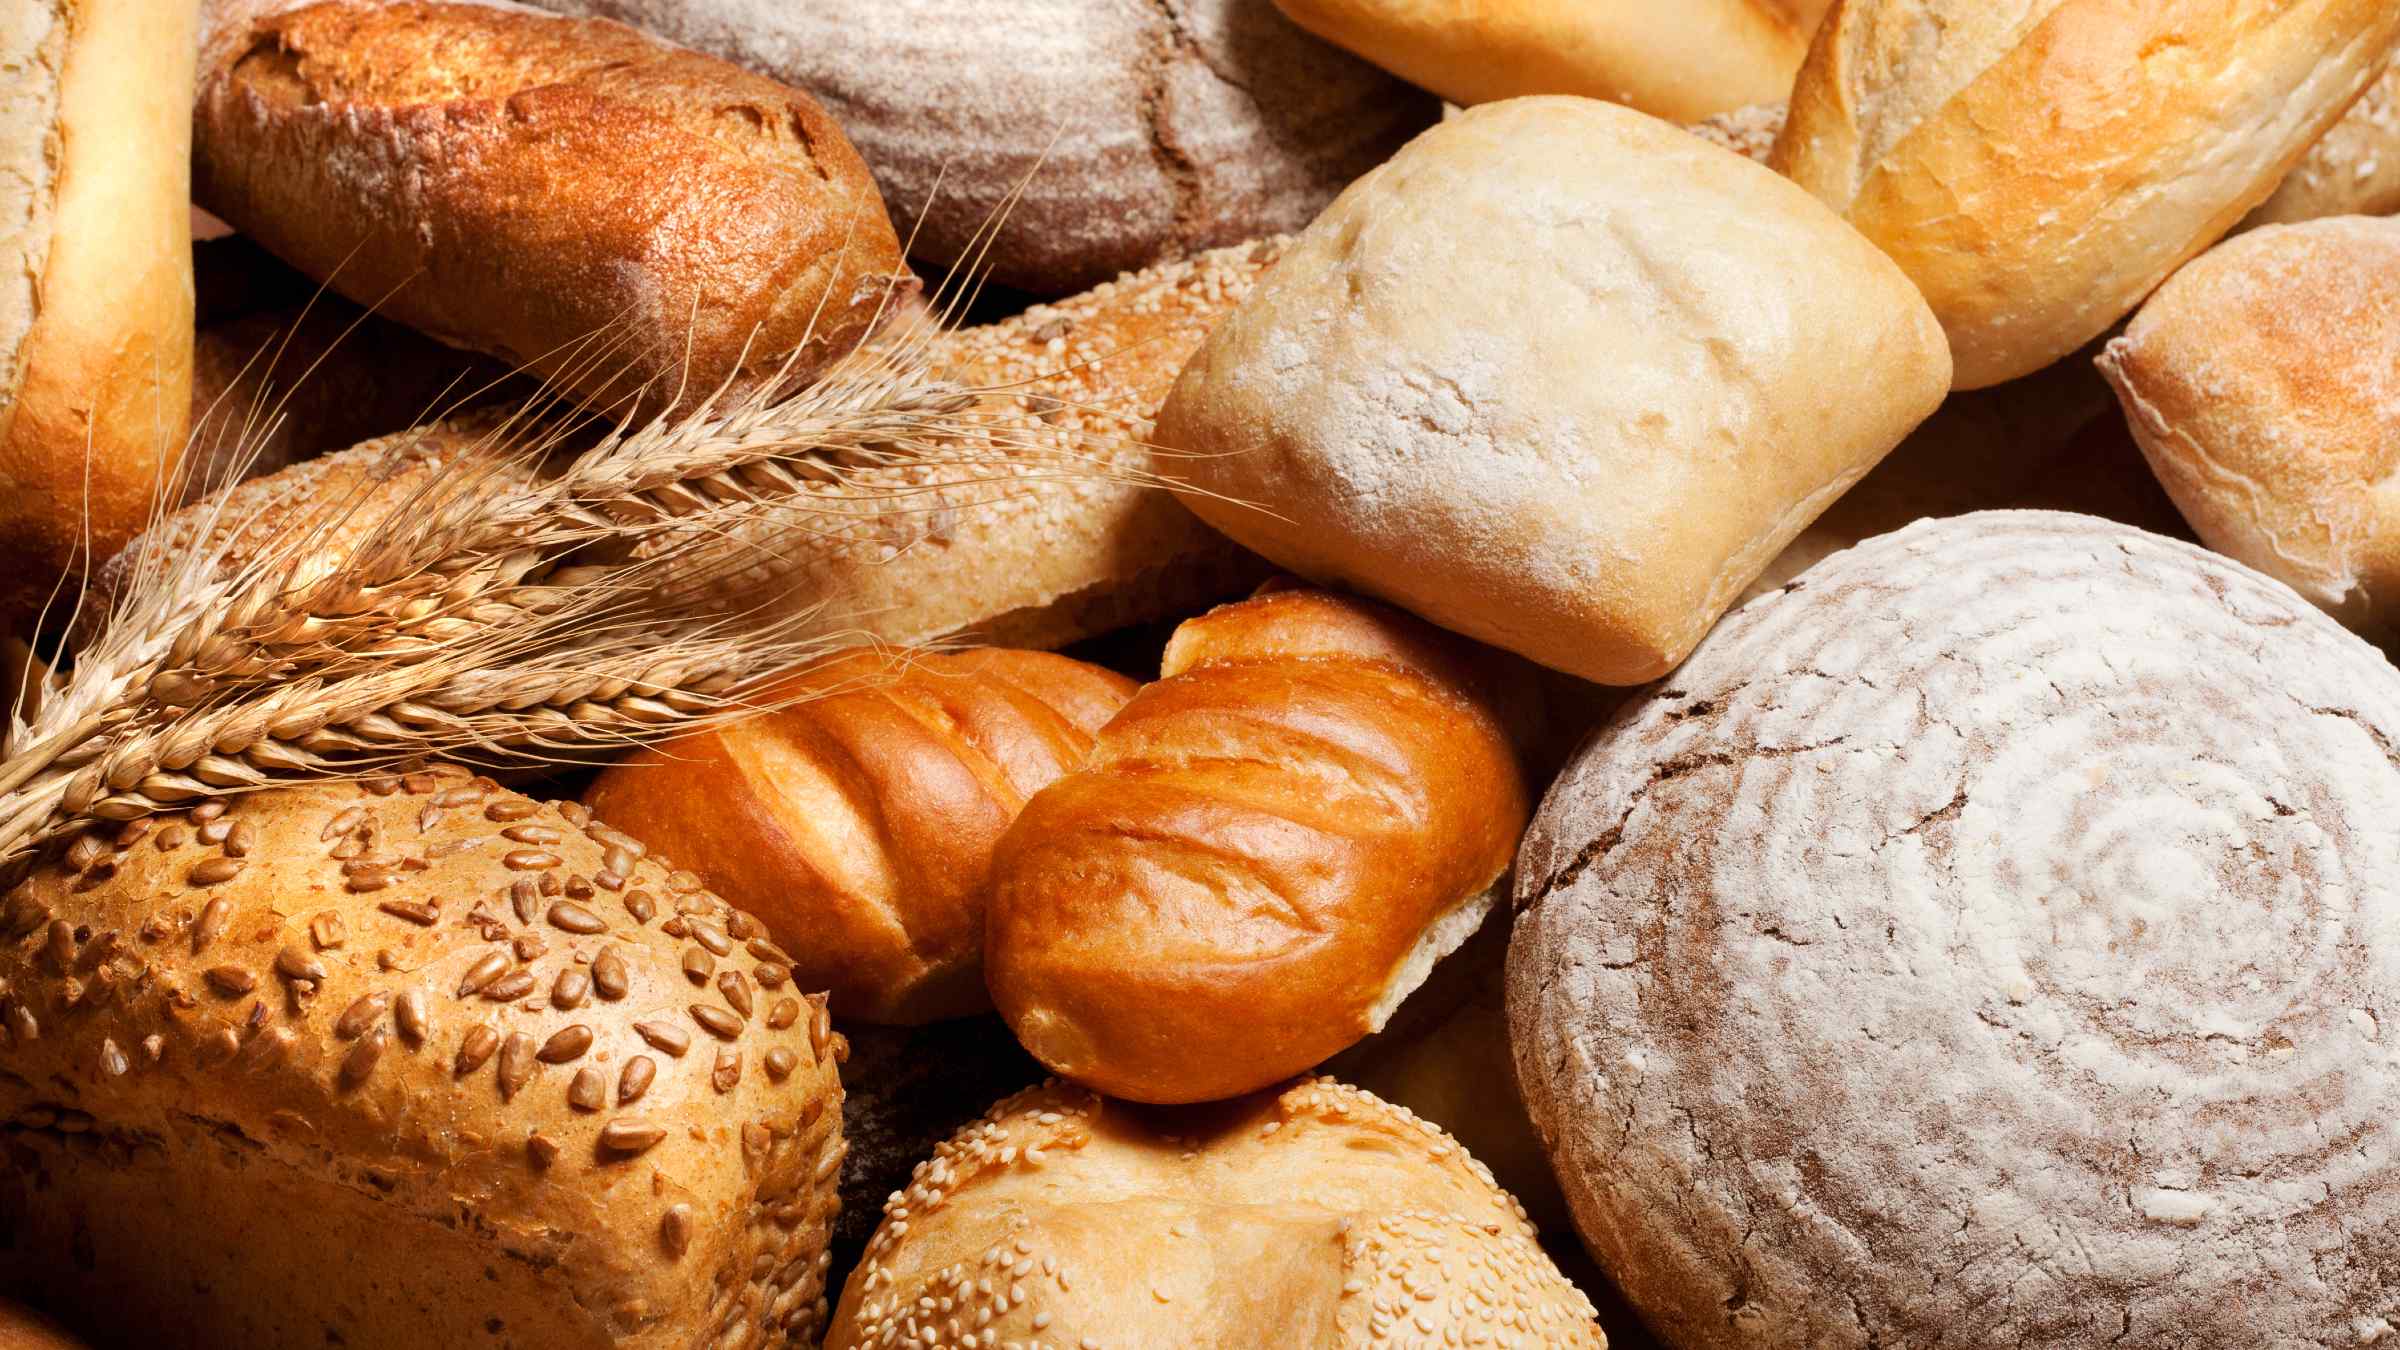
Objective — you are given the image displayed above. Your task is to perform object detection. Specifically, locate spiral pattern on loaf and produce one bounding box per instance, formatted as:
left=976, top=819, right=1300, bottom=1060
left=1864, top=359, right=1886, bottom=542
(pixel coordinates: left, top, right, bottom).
left=1508, top=512, right=2400, bottom=1348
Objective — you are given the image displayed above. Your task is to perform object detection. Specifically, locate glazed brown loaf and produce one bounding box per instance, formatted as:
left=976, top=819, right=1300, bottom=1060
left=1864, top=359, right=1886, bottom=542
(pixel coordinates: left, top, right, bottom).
left=193, top=0, right=909, bottom=415
left=985, top=586, right=1536, bottom=1104
left=583, top=648, right=1138, bottom=1025
left=0, top=767, right=845, bottom=1347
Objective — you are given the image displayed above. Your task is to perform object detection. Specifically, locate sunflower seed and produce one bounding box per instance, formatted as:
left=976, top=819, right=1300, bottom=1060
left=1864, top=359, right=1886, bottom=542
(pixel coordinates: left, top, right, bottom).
left=456, top=951, right=509, bottom=998
left=592, top=948, right=629, bottom=1000
left=454, top=1024, right=499, bottom=1076
left=619, top=1055, right=655, bottom=1105
left=634, top=1020, right=690, bottom=1057
left=335, top=993, right=390, bottom=1040
left=567, top=1067, right=605, bottom=1112
left=600, top=1117, right=665, bottom=1156
left=497, top=1032, right=536, bottom=1099
left=690, top=1004, right=741, bottom=1041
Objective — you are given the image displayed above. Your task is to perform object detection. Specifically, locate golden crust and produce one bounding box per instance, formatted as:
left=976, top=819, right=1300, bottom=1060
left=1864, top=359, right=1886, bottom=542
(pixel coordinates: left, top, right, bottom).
left=826, top=1077, right=1605, bottom=1349
left=0, top=767, right=844, bottom=1347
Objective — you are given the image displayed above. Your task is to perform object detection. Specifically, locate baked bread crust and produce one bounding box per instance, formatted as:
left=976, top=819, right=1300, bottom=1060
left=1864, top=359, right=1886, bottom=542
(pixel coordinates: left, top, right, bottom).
left=1510, top=511, right=2400, bottom=1347
left=825, top=1077, right=1606, bottom=1348
left=0, top=767, right=845, bottom=1347
left=517, top=0, right=1438, bottom=295
left=583, top=648, right=1138, bottom=1025
left=2098, top=216, right=2400, bottom=645
left=986, top=586, right=1536, bottom=1104
left=2245, top=62, right=2400, bottom=228
left=194, top=0, right=908, bottom=416
left=1774, top=0, right=2400, bottom=389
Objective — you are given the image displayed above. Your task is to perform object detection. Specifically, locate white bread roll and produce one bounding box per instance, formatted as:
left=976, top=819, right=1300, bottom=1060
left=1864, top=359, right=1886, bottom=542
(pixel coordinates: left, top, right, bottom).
left=2097, top=216, right=2400, bottom=646
left=2246, top=62, right=2400, bottom=228
left=1268, top=0, right=1829, bottom=121
left=1774, top=0, right=2400, bottom=390
left=1155, top=97, right=1950, bottom=686
left=0, top=0, right=196, bottom=628
left=825, top=1078, right=1605, bottom=1347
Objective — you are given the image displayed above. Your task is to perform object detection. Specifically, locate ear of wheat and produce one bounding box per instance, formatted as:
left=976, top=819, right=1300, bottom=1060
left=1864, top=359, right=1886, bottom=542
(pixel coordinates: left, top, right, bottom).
left=0, top=278, right=1157, bottom=872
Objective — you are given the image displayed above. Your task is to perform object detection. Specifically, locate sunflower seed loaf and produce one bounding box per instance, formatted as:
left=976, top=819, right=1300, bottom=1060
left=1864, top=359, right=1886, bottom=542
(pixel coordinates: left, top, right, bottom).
left=0, top=766, right=845, bottom=1348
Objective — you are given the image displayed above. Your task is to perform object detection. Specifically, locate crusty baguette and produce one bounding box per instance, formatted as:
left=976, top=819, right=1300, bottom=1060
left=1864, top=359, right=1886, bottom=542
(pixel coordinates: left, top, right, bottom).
left=1774, top=0, right=2400, bottom=389
left=985, top=585, right=1537, bottom=1105
left=2245, top=62, right=2400, bottom=228
left=2098, top=216, right=2400, bottom=646
left=0, top=767, right=844, bottom=1347
left=194, top=0, right=909, bottom=416
left=0, top=0, right=197, bottom=629
left=583, top=647, right=1138, bottom=1025
left=827, top=1078, right=1605, bottom=1347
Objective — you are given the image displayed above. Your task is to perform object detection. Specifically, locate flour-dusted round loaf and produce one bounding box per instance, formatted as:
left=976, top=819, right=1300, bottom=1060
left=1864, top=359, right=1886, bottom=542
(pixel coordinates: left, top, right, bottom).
left=1508, top=511, right=2400, bottom=1347
left=522, top=0, right=1438, bottom=295
left=0, top=767, right=846, bottom=1348
left=1155, top=96, right=1950, bottom=685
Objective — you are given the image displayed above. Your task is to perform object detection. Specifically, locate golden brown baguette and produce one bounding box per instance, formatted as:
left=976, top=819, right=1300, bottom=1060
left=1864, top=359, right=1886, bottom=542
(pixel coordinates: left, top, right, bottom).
left=0, top=766, right=844, bottom=1348
left=827, top=1078, right=1605, bottom=1348
left=985, top=585, right=1537, bottom=1105
left=194, top=0, right=909, bottom=416
left=582, top=648, right=1139, bottom=1025
left=1, top=0, right=197, bottom=630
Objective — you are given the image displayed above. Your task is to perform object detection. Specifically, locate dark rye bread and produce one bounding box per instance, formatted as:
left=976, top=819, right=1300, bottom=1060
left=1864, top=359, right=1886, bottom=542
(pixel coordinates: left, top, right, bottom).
left=1508, top=512, right=2400, bottom=1347
left=0, top=767, right=845, bottom=1348
left=194, top=0, right=910, bottom=416
left=519, top=0, right=1440, bottom=294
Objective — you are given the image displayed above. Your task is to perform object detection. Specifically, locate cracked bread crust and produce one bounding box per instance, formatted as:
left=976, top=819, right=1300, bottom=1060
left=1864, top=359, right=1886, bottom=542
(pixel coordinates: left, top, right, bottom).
left=1508, top=511, right=2400, bottom=1347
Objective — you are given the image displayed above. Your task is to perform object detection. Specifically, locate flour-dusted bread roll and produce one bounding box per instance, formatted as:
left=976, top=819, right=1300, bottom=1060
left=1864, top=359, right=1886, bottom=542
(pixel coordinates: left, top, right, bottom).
left=1156, top=97, right=1950, bottom=685
left=2246, top=63, right=2400, bottom=228
left=522, top=0, right=1438, bottom=296
left=0, top=767, right=846, bottom=1347
left=826, top=1078, right=1605, bottom=1348
left=0, top=0, right=196, bottom=628
left=1774, top=0, right=2400, bottom=390
left=583, top=648, right=1138, bottom=1025
left=1511, top=512, right=2400, bottom=1348
left=195, top=0, right=909, bottom=416
left=2098, top=217, right=2400, bottom=645
left=1270, top=0, right=1826, bottom=120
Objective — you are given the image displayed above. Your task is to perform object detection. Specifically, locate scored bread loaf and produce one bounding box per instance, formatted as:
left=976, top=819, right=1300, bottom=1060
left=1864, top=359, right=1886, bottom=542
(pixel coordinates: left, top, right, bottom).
left=0, top=767, right=845, bottom=1347
left=826, top=1078, right=1605, bottom=1348
left=1270, top=0, right=1828, bottom=120
left=2098, top=216, right=2400, bottom=645
left=2245, top=62, right=2400, bottom=228
left=985, top=585, right=1537, bottom=1105
left=194, top=0, right=909, bottom=416
left=1773, top=0, right=2400, bottom=389
left=520, top=0, right=1438, bottom=295
left=583, top=648, right=1138, bottom=1025
left=1, top=0, right=197, bottom=628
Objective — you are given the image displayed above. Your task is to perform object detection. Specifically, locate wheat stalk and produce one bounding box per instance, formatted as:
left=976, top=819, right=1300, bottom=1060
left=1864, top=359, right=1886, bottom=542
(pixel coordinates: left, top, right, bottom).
left=0, top=292, right=1154, bottom=870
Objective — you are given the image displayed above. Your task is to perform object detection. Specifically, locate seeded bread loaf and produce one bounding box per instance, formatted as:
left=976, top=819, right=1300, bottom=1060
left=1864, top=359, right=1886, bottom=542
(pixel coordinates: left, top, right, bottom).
left=1773, top=0, right=2400, bottom=388
left=583, top=647, right=1138, bottom=1025
left=519, top=0, right=1438, bottom=295
left=0, top=766, right=846, bottom=1347
left=986, top=585, right=1538, bottom=1104
left=194, top=0, right=909, bottom=416
left=0, top=0, right=197, bottom=629
left=826, top=1077, right=1606, bottom=1348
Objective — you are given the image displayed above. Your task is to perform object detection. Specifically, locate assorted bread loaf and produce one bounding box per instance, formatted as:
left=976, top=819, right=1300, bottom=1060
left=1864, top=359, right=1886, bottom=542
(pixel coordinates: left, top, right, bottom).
left=986, top=585, right=1536, bottom=1104
left=194, top=0, right=909, bottom=415
left=523, top=0, right=1439, bottom=295
left=0, top=0, right=197, bottom=628
left=1157, top=97, right=1950, bottom=684
left=2099, top=216, right=2400, bottom=645
left=826, top=1078, right=1606, bottom=1348
left=1774, top=0, right=2400, bottom=389
left=0, top=767, right=846, bottom=1347
left=583, top=647, right=1137, bottom=1024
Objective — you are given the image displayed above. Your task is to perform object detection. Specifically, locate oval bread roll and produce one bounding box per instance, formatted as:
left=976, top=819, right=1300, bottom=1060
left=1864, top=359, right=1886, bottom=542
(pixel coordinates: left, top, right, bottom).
left=2245, top=62, right=2400, bottom=228
left=0, top=767, right=844, bottom=1347
left=583, top=648, right=1138, bottom=1026
left=986, top=586, right=1536, bottom=1105
left=826, top=1078, right=1605, bottom=1348
left=1774, top=0, right=2400, bottom=389
left=1270, top=0, right=1829, bottom=120
left=0, top=0, right=196, bottom=627
left=194, top=0, right=909, bottom=416
left=1156, top=97, right=1950, bottom=685
left=2097, top=216, right=2400, bottom=645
